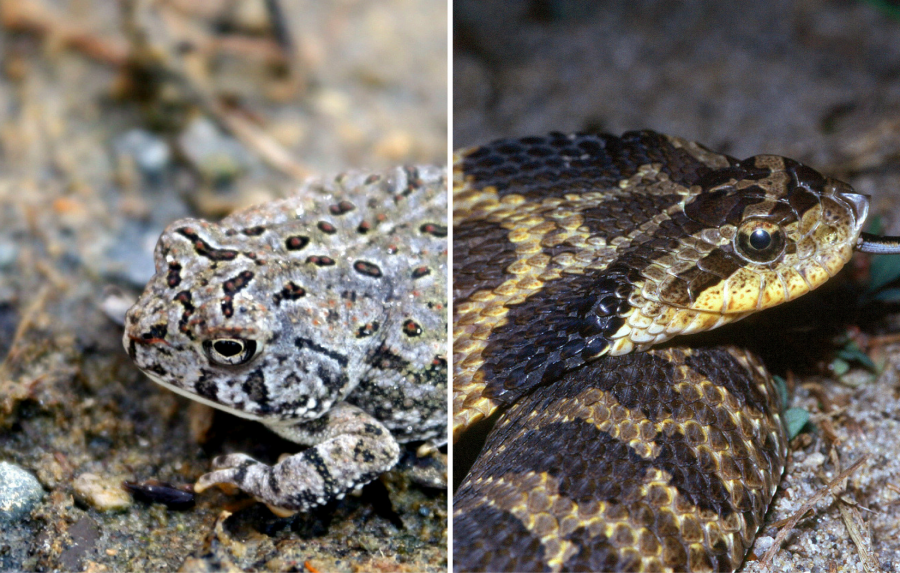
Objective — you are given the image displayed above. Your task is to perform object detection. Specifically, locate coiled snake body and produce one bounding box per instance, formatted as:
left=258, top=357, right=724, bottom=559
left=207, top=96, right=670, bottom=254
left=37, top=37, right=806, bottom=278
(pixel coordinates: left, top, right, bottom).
left=452, top=131, right=891, bottom=572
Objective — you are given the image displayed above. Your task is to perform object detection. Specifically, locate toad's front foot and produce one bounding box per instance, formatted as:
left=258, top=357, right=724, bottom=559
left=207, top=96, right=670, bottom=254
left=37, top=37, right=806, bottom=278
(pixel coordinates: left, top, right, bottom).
left=194, top=404, right=401, bottom=512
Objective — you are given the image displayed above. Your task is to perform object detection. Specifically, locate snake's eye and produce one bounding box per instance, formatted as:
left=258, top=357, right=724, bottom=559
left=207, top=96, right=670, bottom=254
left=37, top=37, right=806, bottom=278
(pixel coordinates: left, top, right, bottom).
left=203, top=338, right=259, bottom=366
left=735, top=218, right=786, bottom=263
left=749, top=228, right=771, bottom=250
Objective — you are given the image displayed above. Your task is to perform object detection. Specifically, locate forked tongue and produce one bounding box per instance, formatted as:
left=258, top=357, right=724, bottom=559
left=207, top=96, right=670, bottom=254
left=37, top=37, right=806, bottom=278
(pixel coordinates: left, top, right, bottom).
left=857, top=233, right=900, bottom=254
left=841, top=191, right=900, bottom=254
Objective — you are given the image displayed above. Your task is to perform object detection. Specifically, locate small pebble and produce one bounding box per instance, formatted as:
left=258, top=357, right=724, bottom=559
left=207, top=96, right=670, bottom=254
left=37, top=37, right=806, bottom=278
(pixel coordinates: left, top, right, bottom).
left=99, top=286, right=135, bottom=326
left=801, top=452, right=827, bottom=469
left=314, top=89, right=352, bottom=117
left=72, top=473, right=132, bottom=512
left=374, top=129, right=414, bottom=161
left=0, top=462, right=45, bottom=523
left=231, top=0, right=270, bottom=33
left=754, top=535, right=775, bottom=554
left=0, top=241, right=17, bottom=268
left=113, top=129, right=172, bottom=179
left=178, top=117, right=254, bottom=183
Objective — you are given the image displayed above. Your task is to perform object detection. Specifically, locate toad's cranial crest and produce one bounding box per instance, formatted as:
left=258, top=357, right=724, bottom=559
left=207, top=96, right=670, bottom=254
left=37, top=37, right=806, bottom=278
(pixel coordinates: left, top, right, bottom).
left=124, top=166, right=447, bottom=513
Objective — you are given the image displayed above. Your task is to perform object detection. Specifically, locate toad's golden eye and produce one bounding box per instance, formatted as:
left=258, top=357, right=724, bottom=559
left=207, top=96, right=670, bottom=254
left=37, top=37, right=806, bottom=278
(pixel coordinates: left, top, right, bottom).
left=734, top=218, right=786, bottom=263
left=203, top=338, right=259, bottom=366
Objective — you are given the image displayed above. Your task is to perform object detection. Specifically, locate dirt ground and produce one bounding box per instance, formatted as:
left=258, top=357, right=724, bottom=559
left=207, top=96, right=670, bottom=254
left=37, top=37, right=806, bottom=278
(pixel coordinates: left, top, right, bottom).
left=0, top=0, right=447, bottom=571
left=454, top=1, right=900, bottom=571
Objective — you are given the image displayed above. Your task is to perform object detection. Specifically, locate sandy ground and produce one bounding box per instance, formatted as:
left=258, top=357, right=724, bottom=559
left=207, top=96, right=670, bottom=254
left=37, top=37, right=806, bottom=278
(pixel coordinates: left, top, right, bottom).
left=453, top=1, right=900, bottom=571
left=0, top=0, right=447, bottom=571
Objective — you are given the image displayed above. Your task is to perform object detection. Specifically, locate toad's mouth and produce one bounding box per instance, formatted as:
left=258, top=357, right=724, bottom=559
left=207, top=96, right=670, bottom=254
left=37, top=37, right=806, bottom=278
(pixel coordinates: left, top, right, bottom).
left=139, top=368, right=272, bottom=424
left=126, top=332, right=284, bottom=424
left=124, top=334, right=268, bottom=423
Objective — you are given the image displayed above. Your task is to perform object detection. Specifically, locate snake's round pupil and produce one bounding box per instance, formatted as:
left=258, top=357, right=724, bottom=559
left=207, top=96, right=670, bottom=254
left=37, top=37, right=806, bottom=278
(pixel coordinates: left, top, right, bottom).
left=749, top=228, right=771, bottom=250
left=213, top=340, right=244, bottom=357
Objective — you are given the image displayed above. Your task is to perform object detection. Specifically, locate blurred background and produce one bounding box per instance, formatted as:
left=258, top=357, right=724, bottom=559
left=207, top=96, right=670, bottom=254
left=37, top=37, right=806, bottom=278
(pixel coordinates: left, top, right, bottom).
left=453, top=1, right=900, bottom=570
left=0, top=1, right=446, bottom=571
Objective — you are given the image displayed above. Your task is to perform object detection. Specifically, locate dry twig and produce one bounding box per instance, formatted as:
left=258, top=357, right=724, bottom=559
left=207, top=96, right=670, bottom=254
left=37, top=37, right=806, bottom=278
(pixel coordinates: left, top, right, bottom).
left=869, top=332, right=900, bottom=347
left=760, top=455, right=869, bottom=569
left=121, top=0, right=309, bottom=180
left=0, top=284, right=51, bottom=379
left=211, top=100, right=309, bottom=180
left=0, top=0, right=128, bottom=65
left=837, top=502, right=880, bottom=573
left=828, top=449, right=881, bottom=573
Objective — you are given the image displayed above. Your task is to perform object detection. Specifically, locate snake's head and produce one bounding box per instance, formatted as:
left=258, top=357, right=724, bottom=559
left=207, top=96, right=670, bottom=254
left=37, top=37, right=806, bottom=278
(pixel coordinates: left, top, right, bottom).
left=612, top=154, right=872, bottom=353
left=670, top=154, right=868, bottom=312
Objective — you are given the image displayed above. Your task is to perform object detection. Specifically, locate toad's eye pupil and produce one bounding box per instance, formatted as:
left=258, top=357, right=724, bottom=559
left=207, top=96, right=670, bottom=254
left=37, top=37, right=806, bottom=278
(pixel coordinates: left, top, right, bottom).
left=749, top=228, right=771, bottom=250
left=214, top=340, right=243, bottom=357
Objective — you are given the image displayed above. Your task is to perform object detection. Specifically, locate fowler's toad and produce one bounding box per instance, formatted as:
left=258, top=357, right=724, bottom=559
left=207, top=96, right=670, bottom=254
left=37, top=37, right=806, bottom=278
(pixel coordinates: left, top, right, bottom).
left=123, top=166, right=447, bottom=512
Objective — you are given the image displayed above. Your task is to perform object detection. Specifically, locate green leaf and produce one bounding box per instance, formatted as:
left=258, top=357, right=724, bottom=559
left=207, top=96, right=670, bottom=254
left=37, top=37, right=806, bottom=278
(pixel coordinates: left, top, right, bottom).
left=867, top=214, right=885, bottom=236
left=863, top=0, right=900, bottom=20
left=866, top=254, right=900, bottom=294
left=836, top=346, right=876, bottom=371
left=784, top=407, right=811, bottom=440
left=872, top=287, right=900, bottom=303
left=773, top=375, right=788, bottom=411
left=831, top=357, right=850, bottom=376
